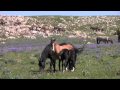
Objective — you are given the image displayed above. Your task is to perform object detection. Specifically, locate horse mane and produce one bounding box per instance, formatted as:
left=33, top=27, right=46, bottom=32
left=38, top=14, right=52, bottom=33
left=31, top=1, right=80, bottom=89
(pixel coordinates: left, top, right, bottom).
left=59, top=42, right=73, bottom=46
left=59, top=43, right=68, bottom=45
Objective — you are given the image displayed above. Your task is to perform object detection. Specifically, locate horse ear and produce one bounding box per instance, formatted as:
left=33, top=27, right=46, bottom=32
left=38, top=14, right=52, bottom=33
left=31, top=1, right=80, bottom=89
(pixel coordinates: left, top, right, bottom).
left=51, top=37, right=56, bottom=41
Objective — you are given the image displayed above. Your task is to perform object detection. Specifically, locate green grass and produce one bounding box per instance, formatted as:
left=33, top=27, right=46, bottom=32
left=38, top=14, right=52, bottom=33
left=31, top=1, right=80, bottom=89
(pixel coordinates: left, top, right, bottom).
left=1, top=36, right=120, bottom=79
left=0, top=46, right=120, bottom=79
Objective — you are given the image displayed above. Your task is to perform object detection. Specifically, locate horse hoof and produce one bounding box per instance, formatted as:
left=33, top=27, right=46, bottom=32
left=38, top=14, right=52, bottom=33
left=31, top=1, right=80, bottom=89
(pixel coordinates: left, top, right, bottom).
left=65, top=67, right=68, bottom=71
left=63, top=70, right=65, bottom=72
left=71, top=70, right=74, bottom=72
left=71, top=67, right=75, bottom=72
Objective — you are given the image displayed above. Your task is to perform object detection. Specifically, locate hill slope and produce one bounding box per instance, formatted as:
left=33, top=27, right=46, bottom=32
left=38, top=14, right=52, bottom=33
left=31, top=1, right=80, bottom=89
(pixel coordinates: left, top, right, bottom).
left=0, top=15, right=120, bottom=41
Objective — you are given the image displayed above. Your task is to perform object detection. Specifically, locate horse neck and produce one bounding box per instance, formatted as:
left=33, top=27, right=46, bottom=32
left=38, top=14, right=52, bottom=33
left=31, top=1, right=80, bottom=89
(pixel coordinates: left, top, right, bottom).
left=40, top=47, right=49, bottom=62
left=40, top=53, right=46, bottom=62
left=54, top=43, right=61, bottom=54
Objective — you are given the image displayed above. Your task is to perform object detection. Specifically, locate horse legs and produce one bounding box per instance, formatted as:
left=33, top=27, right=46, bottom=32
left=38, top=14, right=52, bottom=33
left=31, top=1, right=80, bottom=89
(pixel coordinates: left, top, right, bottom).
left=98, top=40, right=100, bottom=44
left=64, top=59, right=69, bottom=71
left=71, top=54, right=77, bottom=72
left=52, top=60, right=56, bottom=73
left=71, top=60, right=75, bottom=72
left=118, top=35, right=120, bottom=42
left=59, top=59, right=65, bottom=72
left=50, top=61, right=53, bottom=72
left=59, top=59, right=64, bottom=72
left=49, top=59, right=56, bottom=73
left=62, top=60, right=68, bottom=72
left=97, top=39, right=99, bottom=44
left=59, top=60, right=61, bottom=71
left=62, top=60, right=64, bottom=72
left=97, top=38, right=100, bottom=44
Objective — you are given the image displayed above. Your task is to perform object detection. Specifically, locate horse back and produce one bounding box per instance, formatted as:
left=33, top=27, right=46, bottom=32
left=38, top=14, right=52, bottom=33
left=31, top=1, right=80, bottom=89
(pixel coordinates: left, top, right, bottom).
left=61, top=44, right=74, bottom=50
left=59, top=43, right=68, bottom=45
left=54, top=43, right=74, bottom=54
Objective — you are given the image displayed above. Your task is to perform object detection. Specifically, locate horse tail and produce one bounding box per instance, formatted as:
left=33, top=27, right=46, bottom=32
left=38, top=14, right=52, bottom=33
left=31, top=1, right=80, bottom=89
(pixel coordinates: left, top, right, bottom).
left=75, top=42, right=87, bottom=54
left=75, top=47, right=84, bottom=54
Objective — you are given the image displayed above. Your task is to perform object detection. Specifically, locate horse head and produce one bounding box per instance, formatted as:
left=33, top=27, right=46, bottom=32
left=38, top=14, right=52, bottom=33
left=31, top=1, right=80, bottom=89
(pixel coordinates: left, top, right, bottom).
left=50, top=37, right=56, bottom=51
left=38, top=43, right=56, bottom=72
left=50, top=37, right=56, bottom=44
left=38, top=44, right=52, bottom=72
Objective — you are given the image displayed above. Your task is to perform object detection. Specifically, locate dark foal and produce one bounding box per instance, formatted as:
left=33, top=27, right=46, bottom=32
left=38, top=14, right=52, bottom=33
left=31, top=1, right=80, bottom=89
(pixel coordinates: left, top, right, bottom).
left=58, top=43, right=86, bottom=72
left=58, top=49, right=76, bottom=72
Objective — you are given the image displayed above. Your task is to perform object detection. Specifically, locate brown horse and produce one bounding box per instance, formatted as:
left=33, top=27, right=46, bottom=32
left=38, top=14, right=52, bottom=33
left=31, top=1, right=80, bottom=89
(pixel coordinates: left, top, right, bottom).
left=53, top=43, right=75, bottom=54
left=50, top=38, right=87, bottom=72
left=51, top=38, right=75, bottom=54
left=96, top=36, right=113, bottom=44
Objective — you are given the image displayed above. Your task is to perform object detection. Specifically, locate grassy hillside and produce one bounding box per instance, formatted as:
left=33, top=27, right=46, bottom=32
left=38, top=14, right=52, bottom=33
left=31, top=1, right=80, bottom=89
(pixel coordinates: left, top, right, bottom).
left=0, top=15, right=120, bottom=41
left=1, top=38, right=120, bottom=79
left=29, top=16, right=120, bottom=32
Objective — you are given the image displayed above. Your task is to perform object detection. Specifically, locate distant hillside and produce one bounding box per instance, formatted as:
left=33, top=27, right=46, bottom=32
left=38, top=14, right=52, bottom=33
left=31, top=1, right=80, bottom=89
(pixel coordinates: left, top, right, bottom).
left=30, top=16, right=120, bottom=32
left=0, top=15, right=120, bottom=42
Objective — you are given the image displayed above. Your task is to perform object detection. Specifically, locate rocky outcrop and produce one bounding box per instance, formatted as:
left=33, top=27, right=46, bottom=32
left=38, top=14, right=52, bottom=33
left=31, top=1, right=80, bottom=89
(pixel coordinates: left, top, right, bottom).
left=0, top=15, right=120, bottom=42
